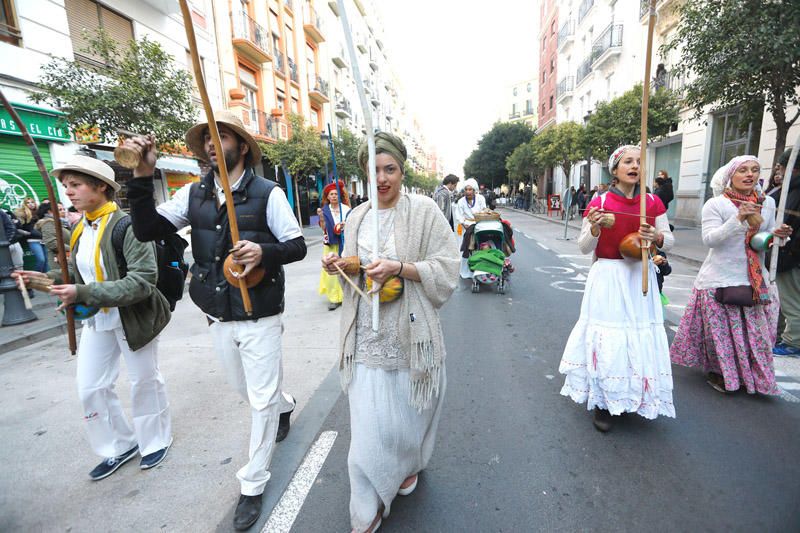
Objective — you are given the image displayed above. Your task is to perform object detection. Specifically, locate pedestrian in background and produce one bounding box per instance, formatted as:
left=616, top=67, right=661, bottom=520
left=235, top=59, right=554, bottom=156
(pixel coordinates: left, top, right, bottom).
left=671, top=155, right=792, bottom=394
left=16, top=155, right=173, bottom=480
left=321, top=132, right=459, bottom=533
left=769, top=149, right=800, bottom=357
left=1, top=208, right=22, bottom=269
left=317, top=180, right=351, bottom=310
left=560, top=145, right=675, bottom=431
left=654, top=170, right=674, bottom=209
left=34, top=201, right=71, bottom=271
left=122, top=110, right=306, bottom=530
left=453, top=178, right=486, bottom=278
left=14, top=196, right=47, bottom=272
left=433, top=174, right=458, bottom=229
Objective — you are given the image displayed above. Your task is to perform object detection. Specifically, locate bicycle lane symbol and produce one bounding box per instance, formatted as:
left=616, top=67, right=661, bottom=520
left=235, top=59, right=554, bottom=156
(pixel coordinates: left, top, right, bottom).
left=533, top=266, right=587, bottom=293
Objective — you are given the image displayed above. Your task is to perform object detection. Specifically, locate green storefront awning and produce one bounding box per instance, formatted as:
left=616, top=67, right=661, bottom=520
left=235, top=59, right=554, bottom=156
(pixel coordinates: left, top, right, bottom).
left=0, top=136, right=59, bottom=210
left=0, top=102, right=70, bottom=142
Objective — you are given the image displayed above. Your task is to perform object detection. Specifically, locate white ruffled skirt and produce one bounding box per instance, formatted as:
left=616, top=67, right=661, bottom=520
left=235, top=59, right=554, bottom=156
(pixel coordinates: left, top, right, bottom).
left=347, top=363, right=446, bottom=531
left=559, top=258, right=675, bottom=419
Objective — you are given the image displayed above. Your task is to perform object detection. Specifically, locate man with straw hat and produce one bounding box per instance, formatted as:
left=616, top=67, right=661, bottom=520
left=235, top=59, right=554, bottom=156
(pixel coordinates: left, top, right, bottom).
left=121, top=110, right=306, bottom=530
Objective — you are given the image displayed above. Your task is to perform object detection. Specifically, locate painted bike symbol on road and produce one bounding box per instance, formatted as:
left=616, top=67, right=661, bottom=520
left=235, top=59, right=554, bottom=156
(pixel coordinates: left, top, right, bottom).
left=534, top=265, right=586, bottom=293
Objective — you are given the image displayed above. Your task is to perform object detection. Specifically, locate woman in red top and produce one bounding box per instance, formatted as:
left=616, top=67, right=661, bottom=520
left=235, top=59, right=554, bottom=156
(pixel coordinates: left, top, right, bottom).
left=559, top=145, right=675, bottom=432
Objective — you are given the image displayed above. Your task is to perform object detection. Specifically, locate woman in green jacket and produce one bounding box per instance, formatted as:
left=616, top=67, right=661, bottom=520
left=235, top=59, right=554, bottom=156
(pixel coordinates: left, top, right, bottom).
left=16, top=155, right=172, bottom=481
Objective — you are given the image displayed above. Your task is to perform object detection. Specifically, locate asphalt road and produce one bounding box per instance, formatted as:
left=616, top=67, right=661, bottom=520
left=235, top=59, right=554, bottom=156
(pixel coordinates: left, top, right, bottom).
left=282, top=219, right=800, bottom=533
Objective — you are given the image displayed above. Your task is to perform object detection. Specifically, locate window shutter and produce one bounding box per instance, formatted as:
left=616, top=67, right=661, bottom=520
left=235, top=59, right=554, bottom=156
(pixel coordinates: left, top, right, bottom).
left=65, top=0, right=101, bottom=62
left=99, top=5, right=133, bottom=46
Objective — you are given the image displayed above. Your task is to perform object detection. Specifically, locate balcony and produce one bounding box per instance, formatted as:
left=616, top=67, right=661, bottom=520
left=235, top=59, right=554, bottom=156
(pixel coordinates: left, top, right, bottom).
left=591, top=24, right=623, bottom=69
left=331, top=46, right=347, bottom=68
left=246, top=109, right=280, bottom=140
left=356, top=34, right=367, bottom=53
left=557, top=20, right=574, bottom=50
left=303, top=5, right=325, bottom=43
left=284, top=0, right=293, bottom=14
left=288, top=57, right=299, bottom=84
left=308, top=74, right=330, bottom=103
left=368, top=50, right=379, bottom=71
left=335, top=98, right=352, bottom=118
left=328, top=0, right=339, bottom=16
left=274, top=50, right=286, bottom=77
left=556, top=76, right=575, bottom=102
left=509, top=111, right=521, bottom=120
left=653, top=68, right=685, bottom=94
left=576, top=57, right=592, bottom=85
left=232, top=13, right=272, bottom=64
left=578, top=0, right=594, bottom=24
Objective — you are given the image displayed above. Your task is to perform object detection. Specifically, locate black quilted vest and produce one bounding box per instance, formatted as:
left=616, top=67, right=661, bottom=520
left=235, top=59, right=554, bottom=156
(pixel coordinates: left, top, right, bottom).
left=187, top=169, right=284, bottom=321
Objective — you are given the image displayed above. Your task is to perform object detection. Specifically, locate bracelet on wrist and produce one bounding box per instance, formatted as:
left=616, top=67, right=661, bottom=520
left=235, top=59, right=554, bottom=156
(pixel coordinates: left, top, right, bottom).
left=397, top=261, right=404, bottom=277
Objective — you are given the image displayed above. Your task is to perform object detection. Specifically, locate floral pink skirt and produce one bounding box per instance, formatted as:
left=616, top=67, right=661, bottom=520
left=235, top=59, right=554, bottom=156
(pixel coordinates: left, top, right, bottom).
left=670, top=286, right=779, bottom=395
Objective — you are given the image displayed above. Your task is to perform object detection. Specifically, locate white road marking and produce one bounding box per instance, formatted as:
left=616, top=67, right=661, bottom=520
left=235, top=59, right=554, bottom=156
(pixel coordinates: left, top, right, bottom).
left=778, top=388, right=800, bottom=403
left=535, top=266, right=575, bottom=275
left=666, top=304, right=686, bottom=309
left=536, top=242, right=549, bottom=250
left=551, top=280, right=585, bottom=293
left=262, top=431, right=338, bottom=533
left=524, top=234, right=535, bottom=239
left=545, top=374, right=555, bottom=380
left=669, top=325, right=679, bottom=332
left=777, top=381, right=800, bottom=391
left=557, top=254, right=587, bottom=259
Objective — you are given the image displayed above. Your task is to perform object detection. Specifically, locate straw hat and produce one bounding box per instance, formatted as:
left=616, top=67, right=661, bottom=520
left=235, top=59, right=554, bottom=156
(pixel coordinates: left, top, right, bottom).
left=51, top=155, right=120, bottom=192
left=185, top=109, right=263, bottom=167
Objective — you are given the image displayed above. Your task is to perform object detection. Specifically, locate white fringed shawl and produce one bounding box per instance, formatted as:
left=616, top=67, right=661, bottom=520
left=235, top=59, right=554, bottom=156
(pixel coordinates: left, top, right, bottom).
left=338, top=194, right=459, bottom=409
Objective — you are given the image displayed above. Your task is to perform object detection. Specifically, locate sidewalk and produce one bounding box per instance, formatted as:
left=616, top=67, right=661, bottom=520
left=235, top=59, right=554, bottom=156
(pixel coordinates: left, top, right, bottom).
left=0, top=225, right=325, bottom=355
left=0, top=233, right=339, bottom=531
left=500, top=206, right=707, bottom=266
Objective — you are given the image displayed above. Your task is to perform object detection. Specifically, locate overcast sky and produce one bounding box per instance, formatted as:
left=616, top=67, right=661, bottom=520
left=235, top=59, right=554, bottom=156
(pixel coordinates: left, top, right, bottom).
left=375, top=0, right=539, bottom=176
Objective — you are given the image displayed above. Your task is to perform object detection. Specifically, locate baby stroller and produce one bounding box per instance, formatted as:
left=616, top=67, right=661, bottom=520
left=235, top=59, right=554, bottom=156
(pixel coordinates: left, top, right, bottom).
left=467, top=216, right=514, bottom=294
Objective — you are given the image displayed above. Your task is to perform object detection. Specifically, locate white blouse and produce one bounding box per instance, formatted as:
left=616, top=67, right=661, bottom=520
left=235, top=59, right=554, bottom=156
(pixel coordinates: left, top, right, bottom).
left=694, top=195, right=777, bottom=290
left=75, top=219, right=122, bottom=331
left=452, top=194, right=486, bottom=228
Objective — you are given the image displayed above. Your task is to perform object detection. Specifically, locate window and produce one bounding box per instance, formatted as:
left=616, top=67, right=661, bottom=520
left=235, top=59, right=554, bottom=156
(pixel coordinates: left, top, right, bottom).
left=527, top=83, right=532, bottom=92
left=525, top=99, right=533, bottom=115
left=185, top=50, right=205, bottom=97
left=239, top=65, right=260, bottom=131
left=551, top=21, right=555, bottom=35
left=65, top=0, right=133, bottom=66
left=310, top=106, right=319, bottom=128
left=513, top=87, right=518, bottom=96
left=550, top=57, right=555, bottom=72
left=542, top=103, right=546, bottom=115
left=549, top=95, right=553, bottom=110
left=0, top=0, right=21, bottom=46
left=542, top=69, right=546, bottom=82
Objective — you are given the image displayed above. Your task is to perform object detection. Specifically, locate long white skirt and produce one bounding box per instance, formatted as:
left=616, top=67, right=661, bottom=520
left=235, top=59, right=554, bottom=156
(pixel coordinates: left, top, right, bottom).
left=559, top=259, right=675, bottom=419
left=348, top=363, right=446, bottom=531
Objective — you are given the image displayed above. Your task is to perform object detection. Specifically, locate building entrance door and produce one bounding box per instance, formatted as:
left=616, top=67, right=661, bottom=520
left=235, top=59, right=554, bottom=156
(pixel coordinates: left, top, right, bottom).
left=654, top=140, right=682, bottom=219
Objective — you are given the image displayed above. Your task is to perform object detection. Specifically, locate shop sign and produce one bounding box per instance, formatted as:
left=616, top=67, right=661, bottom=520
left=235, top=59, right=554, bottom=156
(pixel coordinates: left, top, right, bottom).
left=0, top=103, right=71, bottom=142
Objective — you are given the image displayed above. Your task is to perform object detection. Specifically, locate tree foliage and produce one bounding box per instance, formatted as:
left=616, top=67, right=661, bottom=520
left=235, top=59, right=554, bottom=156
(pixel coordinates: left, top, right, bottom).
left=662, top=0, right=800, bottom=165
left=584, top=84, right=680, bottom=158
left=32, top=29, right=196, bottom=145
left=262, top=113, right=328, bottom=178
left=332, top=127, right=364, bottom=182
left=403, top=163, right=439, bottom=193
left=531, top=122, right=586, bottom=185
left=464, top=121, right=535, bottom=189
left=506, top=140, right=541, bottom=183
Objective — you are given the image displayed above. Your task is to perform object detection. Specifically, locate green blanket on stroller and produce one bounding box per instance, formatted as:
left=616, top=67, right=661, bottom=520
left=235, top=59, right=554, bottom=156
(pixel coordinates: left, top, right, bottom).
left=468, top=248, right=505, bottom=276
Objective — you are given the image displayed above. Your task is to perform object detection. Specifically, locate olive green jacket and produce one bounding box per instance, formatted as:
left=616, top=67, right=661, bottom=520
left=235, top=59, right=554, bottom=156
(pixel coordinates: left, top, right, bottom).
left=34, top=216, right=71, bottom=271
left=48, top=209, right=171, bottom=351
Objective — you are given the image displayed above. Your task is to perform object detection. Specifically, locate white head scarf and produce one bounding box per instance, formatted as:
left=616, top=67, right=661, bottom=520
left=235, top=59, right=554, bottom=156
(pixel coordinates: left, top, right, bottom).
left=710, top=155, right=760, bottom=196
left=463, top=178, right=479, bottom=192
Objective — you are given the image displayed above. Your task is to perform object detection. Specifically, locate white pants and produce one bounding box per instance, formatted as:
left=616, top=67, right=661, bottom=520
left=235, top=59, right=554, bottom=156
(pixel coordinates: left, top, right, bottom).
left=210, top=314, right=295, bottom=496
left=76, top=326, right=172, bottom=458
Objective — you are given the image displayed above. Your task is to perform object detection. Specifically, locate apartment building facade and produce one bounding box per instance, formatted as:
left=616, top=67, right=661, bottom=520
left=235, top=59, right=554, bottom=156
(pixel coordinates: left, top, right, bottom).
left=0, top=0, right=221, bottom=208
left=503, top=79, right=537, bottom=129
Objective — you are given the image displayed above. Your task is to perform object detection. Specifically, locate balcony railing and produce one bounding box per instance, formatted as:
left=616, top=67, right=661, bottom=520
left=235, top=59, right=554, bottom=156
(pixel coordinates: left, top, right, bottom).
left=274, top=50, right=285, bottom=73
left=247, top=109, right=279, bottom=139
left=578, top=0, right=594, bottom=24
left=509, top=111, right=521, bottom=120
left=653, top=68, right=685, bottom=93
left=309, top=74, right=329, bottom=95
left=335, top=98, right=352, bottom=118
left=304, top=5, right=325, bottom=42
left=576, top=57, right=592, bottom=85
left=232, top=13, right=272, bottom=62
left=284, top=0, right=293, bottom=11
left=591, top=24, right=623, bottom=65
left=557, top=20, right=574, bottom=48
left=556, top=76, right=575, bottom=99
left=288, top=57, right=299, bottom=83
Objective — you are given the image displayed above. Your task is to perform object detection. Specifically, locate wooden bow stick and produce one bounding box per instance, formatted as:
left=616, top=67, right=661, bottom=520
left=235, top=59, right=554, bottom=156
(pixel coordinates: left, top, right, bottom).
left=333, top=263, right=369, bottom=300
left=179, top=0, right=253, bottom=315
left=0, top=89, right=76, bottom=354
left=770, top=135, right=800, bottom=282
left=639, top=0, right=657, bottom=296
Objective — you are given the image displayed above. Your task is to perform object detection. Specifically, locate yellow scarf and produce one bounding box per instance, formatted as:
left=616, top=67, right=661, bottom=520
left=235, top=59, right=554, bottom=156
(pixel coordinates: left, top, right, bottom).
left=70, top=202, right=118, bottom=285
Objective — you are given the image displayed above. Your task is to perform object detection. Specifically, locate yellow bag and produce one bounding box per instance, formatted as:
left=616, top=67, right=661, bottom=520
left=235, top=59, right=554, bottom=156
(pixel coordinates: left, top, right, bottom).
left=365, top=275, right=404, bottom=303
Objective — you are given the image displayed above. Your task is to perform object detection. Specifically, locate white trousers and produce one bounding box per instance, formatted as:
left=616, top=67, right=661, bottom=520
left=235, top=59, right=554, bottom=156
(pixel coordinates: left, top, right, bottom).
left=76, top=326, right=172, bottom=458
left=210, top=314, right=295, bottom=496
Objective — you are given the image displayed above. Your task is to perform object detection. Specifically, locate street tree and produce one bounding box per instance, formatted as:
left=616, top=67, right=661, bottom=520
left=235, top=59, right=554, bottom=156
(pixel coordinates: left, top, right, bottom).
left=32, top=29, right=196, bottom=146
left=403, top=163, right=439, bottom=194
left=506, top=140, right=541, bottom=184
left=332, top=127, right=364, bottom=183
left=584, top=83, right=680, bottom=158
left=532, top=122, right=586, bottom=188
left=663, top=0, right=800, bottom=166
left=464, top=121, right=534, bottom=189
left=261, top=113, right=329, bottom=179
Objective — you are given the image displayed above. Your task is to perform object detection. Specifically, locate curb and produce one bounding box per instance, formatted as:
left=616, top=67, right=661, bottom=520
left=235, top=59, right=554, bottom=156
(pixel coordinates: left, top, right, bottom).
left=499, top=207, right=705, bottom=268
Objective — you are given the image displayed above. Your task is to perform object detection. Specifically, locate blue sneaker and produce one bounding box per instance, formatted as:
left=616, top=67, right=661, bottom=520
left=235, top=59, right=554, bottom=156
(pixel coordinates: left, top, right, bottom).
left=773, top=343, right=800, bottom=357
left=89, top=445, right=138, bottom=481
left=140, top=438, right=173, bottom=470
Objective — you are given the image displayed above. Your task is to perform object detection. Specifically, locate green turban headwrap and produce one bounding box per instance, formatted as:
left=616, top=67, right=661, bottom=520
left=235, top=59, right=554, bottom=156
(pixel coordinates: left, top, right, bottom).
left=358, top=131, right=407, bottom=172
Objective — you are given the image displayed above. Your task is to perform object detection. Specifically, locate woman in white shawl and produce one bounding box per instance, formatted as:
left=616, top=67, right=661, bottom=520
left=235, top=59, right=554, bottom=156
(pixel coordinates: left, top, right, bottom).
left=452, top=178, right=486, bottom=278
left=322, top=132, right=459, bottom=532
